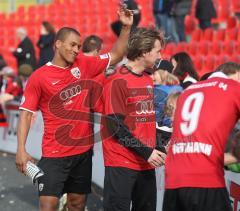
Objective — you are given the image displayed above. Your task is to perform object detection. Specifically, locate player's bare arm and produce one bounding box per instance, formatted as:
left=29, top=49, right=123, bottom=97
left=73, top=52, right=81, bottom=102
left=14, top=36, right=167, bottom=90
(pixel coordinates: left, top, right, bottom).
left=109, top=6, right=133, bottom=65
left=16, top=110, right=35, bottom=174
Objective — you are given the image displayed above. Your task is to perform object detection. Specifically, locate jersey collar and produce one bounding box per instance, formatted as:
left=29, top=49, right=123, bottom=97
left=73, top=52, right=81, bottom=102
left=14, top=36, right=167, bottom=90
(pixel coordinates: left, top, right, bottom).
left=46, top=62, right=70, bottom=69
left=208, top=72, right=229, bottom=79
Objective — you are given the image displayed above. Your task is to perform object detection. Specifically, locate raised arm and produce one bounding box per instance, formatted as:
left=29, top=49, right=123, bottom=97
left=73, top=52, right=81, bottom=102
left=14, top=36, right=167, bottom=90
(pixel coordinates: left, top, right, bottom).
left=109, top=7, right=133, bottom=65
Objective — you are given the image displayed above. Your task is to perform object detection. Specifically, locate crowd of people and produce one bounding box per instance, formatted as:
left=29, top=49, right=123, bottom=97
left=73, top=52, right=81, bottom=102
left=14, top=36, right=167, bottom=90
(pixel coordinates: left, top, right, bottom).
left=153, top=0, right=217, bottom=42
left=0, top=1, right=236, bottom=211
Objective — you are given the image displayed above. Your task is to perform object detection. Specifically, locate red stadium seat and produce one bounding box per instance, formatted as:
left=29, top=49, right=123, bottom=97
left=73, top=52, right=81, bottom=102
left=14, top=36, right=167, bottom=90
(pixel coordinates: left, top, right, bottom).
left=223, top=41, right=235, bottom=55
left=202, top=55, right=216, bottom=73
left=232, top=0, right=240, bottom=13
left=202, top=28, right=214, bottom=41
left=227, top=16, right=238, bottom=29
left=225, top=27, right=239, bottom=41
left=199, top=41, right=209, bottom=56
left=188, top=42, right=198, bottom=56
left=193, top=56, right=204, bottom=73
left=191, top=29, right=202, bottom=42
left=208, top=41, right=223, bottom=55
left=230, top=54, right=240, bottom=63
left=212, top=29, right=226, bottom=42
left=162, top=43, right=177, bottom=58
left=217, top=54, right=231, bottom=66
left=184, top=15, right=198, bottom=35
left=176, top=42, right=188, bottom=53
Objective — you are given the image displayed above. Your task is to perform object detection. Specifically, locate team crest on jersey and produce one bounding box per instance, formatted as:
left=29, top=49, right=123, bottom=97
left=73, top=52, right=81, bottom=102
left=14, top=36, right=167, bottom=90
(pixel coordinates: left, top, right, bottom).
left=39, top=183, right=44, bottom=192
left=70, top=67, right=81, bottom=79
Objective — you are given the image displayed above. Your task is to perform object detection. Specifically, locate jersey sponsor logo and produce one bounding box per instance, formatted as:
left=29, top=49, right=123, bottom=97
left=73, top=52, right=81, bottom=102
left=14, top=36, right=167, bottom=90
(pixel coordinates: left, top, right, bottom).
left=172, top=142, right=212, bottom=156
left=20, top=96, right=25, bottom=105
left=70, top=67, right=81, bottom=79
left=60, top=85, right=81, bottom=101
left=135, top=100, right=155, bottom=115
left=100, top=54, right=109, bottom=59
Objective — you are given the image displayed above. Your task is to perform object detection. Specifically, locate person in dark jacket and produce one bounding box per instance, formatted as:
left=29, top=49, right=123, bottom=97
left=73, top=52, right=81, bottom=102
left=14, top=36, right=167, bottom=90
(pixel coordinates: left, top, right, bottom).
left=195, top=0, right=217, bottom=30
left=172, top=0, right=192, bottom=42
left=153, top=0, right=179, bottom=42
left=12, top=27, right=37, bottom=71
left=111, top=0, right=141, bottom=36
left=37, top=21, right=55, bottom=67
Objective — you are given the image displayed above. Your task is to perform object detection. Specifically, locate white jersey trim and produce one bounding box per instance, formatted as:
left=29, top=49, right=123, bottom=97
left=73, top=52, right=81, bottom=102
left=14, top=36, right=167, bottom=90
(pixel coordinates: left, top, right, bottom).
left=19, top=107, right=36, bottom=114
left=208, top=72, right=229, bottom=79
left=156, top=123, right=173, bottom=132
left=106, top=53, right=111, bottom=70
left=183, top=75, right=197, bottom=84
left=46, top=62, right=70, bottom=69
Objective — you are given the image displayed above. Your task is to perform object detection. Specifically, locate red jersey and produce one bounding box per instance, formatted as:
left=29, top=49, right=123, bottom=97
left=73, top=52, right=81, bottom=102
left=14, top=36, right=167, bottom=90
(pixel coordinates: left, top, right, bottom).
left=165, top=72, right=240, bottom=189
left=102, top=66, right=156, bottom=170
left=20, top=53, right=110, bottom=157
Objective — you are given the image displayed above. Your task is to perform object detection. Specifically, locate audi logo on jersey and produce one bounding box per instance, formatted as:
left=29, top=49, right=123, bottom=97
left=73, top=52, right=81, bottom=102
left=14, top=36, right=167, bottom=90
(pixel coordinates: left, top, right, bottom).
left=135, top=100, right=154, bottom=115
left=60, top=85, right=81, bottom=101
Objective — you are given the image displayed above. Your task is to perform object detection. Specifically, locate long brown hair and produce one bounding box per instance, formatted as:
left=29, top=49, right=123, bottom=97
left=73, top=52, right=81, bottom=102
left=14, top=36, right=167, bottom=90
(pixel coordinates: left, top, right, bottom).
left=171, top=52, right=199, bottom=81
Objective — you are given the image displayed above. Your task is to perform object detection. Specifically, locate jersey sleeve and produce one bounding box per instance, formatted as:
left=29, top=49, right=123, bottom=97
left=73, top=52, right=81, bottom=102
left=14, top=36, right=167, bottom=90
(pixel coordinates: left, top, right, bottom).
left=19, top=73, right=42, bottom=113
left=234, top=82, right=240, bottom=117
left=87, top=53, right=111, bottom=78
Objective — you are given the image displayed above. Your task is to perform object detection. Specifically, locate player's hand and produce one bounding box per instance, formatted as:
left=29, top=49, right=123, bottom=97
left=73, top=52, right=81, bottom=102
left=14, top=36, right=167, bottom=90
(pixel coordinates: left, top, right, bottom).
left=118, top=5, right=133, bottom=27
left=15, top=149, right=34, bottom=174
left=0, top=93, right=14, bottom=105
left=224, top=152, right=238, bottom=165
left=147, top=149, right=166, bottom=168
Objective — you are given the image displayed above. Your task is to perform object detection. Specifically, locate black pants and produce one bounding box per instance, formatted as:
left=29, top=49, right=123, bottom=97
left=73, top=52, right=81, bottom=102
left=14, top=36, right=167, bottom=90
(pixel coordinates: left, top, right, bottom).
left=163, top=187, right=232, bottom=211
left=103, top=167, right=156, bottom=211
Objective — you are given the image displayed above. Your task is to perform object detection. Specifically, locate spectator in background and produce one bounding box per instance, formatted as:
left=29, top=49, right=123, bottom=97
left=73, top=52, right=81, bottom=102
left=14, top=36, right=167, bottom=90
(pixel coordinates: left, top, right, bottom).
left=195, top=0, right=217, bottom=30
left=170, top=52, right=199, bottom=89
left=12, top=27, right=37, bottom=71
left=82, top=35, right=103, bottom=56
left=37, top=21, right=55, bottom=67
left=0, top=67, right=23, bottom=105
left=172, top=0, right=192, bottom=42
left=153, top=0, right=179, bottom=42
left=111, top=0, right=141, bottom=36
left=149, top=59, right=182, bottom=152
left=18, top=64, right=33, bottom=90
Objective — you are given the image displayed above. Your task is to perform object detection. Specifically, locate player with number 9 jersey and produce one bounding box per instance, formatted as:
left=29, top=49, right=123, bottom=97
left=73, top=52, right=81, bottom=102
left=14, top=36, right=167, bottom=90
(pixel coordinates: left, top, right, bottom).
left=166, top=71, right=240, bottom=188
left=163, top=64, right=240, bottom=211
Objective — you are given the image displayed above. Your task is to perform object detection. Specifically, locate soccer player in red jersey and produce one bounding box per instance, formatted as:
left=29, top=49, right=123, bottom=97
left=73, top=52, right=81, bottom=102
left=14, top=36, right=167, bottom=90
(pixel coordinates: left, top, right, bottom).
left=15, top=7, right=133, bottom=211
left=101, top=28, right=167, bottom=211
left=163, top=62, right=240, bottom=211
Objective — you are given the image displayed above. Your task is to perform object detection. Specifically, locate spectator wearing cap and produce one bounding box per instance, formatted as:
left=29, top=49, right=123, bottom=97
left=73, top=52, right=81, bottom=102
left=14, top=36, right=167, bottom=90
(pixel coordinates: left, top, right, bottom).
left=150, top=59, right=182, bottom=152
left=12, top=27, right=37, bottom=71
